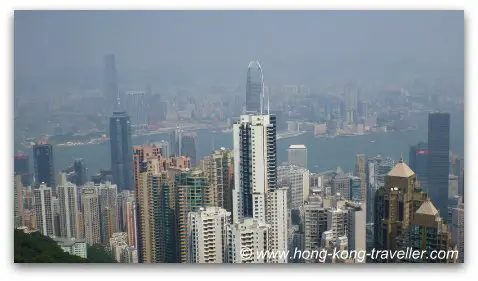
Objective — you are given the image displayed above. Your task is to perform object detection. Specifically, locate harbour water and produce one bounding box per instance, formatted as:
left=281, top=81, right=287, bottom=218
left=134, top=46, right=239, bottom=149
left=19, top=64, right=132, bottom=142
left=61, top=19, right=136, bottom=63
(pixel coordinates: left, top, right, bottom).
left=15, top=111, right=464, bottom=179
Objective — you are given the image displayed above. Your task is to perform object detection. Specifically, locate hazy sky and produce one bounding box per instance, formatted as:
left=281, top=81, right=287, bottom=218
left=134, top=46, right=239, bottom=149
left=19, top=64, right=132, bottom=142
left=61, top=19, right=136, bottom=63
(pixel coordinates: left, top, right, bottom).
left=14, top=10, right=464, bottom=88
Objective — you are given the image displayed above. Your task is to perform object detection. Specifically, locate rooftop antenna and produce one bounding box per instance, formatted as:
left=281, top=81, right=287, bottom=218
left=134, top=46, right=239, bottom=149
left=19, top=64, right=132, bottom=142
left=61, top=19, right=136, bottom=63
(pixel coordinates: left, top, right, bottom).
left=116, top=94, right=121, bottom=110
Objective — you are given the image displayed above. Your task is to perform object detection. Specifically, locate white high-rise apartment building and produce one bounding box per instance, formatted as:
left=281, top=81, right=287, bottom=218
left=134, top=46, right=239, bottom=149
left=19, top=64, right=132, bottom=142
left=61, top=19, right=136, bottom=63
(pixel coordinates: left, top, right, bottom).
left=345, top=201, right=366, bottom=261
left=34, top=184, right=55, bottom=237
left=52, top=196, right=61, bottom=236
left=82, top=187, right=101, bottom=245
left=233, top=114, right=276, bottom=224
left=187, top=207, right=231, bottom=263
left=58, top=182, right=80, bottom=238
left=53, top=237, right=87, bottom=259
left=332, top=168, right=350, bottom=200
left=303, top=195, right=328, bottom=256
left=226, top=218, right=270, bottom=263
left=326, top=207, right=348, bottom=243
left=451, top=202, right=464, bottom=263
left=278, top=163, right=310, bottom=209
left=287, top=144, right=307, bottom=169
left=266, top=187, right=288, bottom=263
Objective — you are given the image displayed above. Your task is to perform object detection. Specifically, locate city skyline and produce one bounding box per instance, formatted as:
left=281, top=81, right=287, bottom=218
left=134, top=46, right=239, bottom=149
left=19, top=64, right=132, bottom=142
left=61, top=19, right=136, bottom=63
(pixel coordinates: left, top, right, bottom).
left=12, top=10, right=465, bottom=266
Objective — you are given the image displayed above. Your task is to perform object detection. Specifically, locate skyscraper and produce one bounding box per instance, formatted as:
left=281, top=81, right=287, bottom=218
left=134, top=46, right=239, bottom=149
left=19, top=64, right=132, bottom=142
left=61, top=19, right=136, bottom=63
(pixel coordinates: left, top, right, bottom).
left=373, top=160, right=428, bottom=262
left=125, top=194, right=137, bottom=248
left=354, top=154, right=367, bottom=202
left=365, top=156, right=394, bottom=223
left=34, top=184, right=55, bottom=237
left=326, top=208, right=348, bottom=242
left=232, top=114, right=277, bottom=223
left=135, top=159, right=161, bottom=263
left=33, top=141, right=55, bottom=188
left=175, top=170, right=208, bottom=263
left=169, top=128, right=181, bottom=157
left=265, top=187, right=288, bottom=263
left=14, top=152, right=31, bottom=186
left=287, top=144, right=308, bottom=169
left=245, top=61, right=264, bottom=114
left=181, top=133, right=197, bottom=167
left=187, top=207, right=230, bottom=263
left=409, top=142, right=428, bottom=191
left=407, top=200, right=456, bottom=263
left=226, top=218, right=270, bottom=263
left=357, top=100, right=368, bottom=121
left=303, top=195, right=328, bottom=261
left=58, top=182, right=80, bottom=238
left=147, top=94, right=167, bottom=125
left=52, top=196, right=61, bottom=237
left=82, top=186, right=101, bottom=246
left=331, top=167, right=350, bottom=200
left=14, top=175, right=24, bottom=228
left=124, top=91, right=149, bottom=125
left=453, top=156, right=464, bottom=177
left=198, top=148, right=234, bottom=211
left=427, top=112, right=450, bottom=216
left=451, top=201, right=464, bottom=263
left=109, top=110, right=133, bottom=191
left=345, top=202, right=366, bottom=255
left=349, top=176, right=363, bottom=201
left=98, top=183, right=118, bottom=246
left=103, top=54, right=119, bottom=105
left=133, top=145, right=190, bottom=263
left=73, top=158, right=87, bottom=187
left=277, top=163, right=309, bottom=210
left=117, top=190, right=130, bottom=233
left=343, top=84, right=358, bottom=124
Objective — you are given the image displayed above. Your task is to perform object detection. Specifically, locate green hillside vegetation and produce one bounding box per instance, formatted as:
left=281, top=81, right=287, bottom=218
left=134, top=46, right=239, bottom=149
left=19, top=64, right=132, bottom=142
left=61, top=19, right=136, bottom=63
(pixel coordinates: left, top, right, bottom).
left=14, top=229, right=117, bottom=263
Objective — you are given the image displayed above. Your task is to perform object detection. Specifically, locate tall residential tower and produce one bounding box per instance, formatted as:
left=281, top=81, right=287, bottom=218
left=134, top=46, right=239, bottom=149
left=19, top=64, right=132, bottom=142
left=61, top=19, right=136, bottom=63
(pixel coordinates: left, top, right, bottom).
left=232, top=114, right=277, bottom=223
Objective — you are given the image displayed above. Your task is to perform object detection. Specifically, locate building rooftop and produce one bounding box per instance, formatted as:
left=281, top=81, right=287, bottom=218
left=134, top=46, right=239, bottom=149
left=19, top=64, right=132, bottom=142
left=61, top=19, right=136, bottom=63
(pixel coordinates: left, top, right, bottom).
left=416, top=200, right=439, bottom=216
left=387, top=161, right=415, bottom=178
left=288, top=144, right=306, bottom=149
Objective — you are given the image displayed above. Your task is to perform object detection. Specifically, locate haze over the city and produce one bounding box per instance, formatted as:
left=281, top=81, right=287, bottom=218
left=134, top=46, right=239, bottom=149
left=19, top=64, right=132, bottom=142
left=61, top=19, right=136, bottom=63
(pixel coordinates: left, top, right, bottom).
left=15, top=10, right=464, bottom=92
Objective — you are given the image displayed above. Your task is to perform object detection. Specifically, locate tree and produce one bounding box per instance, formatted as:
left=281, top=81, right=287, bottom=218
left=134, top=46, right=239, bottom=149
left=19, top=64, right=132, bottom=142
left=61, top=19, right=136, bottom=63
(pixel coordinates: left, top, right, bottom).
left=14, top=229, right=117, bottom=263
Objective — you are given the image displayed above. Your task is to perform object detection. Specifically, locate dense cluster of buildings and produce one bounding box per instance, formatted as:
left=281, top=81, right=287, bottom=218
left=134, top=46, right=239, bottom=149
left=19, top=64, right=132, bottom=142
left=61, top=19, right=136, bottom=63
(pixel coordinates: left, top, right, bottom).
left=13, top=60, right=464, bottom=264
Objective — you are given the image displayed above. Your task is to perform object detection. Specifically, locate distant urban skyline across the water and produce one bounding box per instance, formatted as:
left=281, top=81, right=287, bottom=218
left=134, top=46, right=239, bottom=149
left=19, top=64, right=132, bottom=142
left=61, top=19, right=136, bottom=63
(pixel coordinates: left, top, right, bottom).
left=15, top=111, right=464, bottom=180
